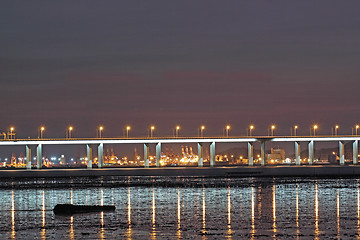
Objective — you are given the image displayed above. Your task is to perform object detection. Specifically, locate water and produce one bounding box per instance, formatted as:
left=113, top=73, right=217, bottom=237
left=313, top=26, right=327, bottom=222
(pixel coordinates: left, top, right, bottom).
left=0, top=177, right=360, bottom=239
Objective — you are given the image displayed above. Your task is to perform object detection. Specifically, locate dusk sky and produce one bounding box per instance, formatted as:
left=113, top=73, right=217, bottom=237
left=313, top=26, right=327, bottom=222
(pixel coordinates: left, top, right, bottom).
left=1, top=1, right=360, bottom=138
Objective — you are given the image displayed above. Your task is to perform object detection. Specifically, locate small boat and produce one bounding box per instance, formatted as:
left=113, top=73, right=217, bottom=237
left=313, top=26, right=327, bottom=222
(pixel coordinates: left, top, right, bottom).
left=53, top=204, right=115, bottom=215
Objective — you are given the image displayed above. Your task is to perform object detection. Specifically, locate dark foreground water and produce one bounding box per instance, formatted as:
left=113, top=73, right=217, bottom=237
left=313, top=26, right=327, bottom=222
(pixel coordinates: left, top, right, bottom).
left=0, top=177, right=360, bottom=239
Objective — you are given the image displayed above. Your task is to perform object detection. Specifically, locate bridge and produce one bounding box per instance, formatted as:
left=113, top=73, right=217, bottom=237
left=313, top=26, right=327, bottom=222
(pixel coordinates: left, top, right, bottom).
left=0, top=136, right=359, bottom=169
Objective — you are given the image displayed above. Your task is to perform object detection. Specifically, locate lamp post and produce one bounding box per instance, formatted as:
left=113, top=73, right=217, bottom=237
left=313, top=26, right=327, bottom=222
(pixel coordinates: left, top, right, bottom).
left=271, top=125, right=276, bottom=136
left=356, top=125, right=360, bottom=135
left=225, top=125, right=230, bottom=137
left=334, top=125, right=339, bottom=136
left=249, top=125, right=254, bottom=136
left=313, top=125, right=318, bottom=136
left=126, top=126, right=131, bottom=138
left=175, top=126, right=180, bottom=137
left=9, top=127, right=15, bottom=139
left=99, top=126, right=103, bottom=138
left=68, top=126, right=73, bottom=138
left=150, top=126, right=155, bottom=138
left=200, top=125, right=205, bottom=137
left=294, top=125, right=298, bottom=136
left=40, top=126, right=45, bottom=139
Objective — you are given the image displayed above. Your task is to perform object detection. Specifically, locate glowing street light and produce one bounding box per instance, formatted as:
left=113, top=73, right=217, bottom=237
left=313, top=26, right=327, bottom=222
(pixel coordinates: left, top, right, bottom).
left=271, top=125, right=276, bottom=136
left=334, top=125, right=339, bottom=136
left=356, top=125, right=360, bottom=135
left=175, top=125, right=180, bottom=137
left=9, top=127, right=15, bottom=140
left=313, top=125, right=318, bottom=136
left=98, top=126, right=104, bottom=138
left=200, top=125, right=205, bottom=137
left=294, top=125, right=298, bottom=136
left=150, top=126, right=155, bottom=138
left=40, top=126, right=45, bottom=139
left=68, top=126, right=73, bottom=138
left=249, top=125, right=254, bottom=136
left=126, top=126, right=131, bottom=138
left=225, top=125, right=231, bottom=137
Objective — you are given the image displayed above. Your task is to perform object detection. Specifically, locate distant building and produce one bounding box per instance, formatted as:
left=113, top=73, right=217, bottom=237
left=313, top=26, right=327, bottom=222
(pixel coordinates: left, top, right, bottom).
left=266, top=148, right=285, bottom=161
left=328, top=152, right=338, bottom=163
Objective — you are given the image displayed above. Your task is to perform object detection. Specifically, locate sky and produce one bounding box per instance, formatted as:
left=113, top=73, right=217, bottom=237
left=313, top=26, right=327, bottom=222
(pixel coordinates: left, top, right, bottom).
left=1, top=1, right=360, bottom=141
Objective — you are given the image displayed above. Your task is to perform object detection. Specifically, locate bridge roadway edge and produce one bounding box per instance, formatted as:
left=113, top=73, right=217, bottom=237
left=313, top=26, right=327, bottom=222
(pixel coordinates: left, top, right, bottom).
left=1, top=166, right=360, bottom=178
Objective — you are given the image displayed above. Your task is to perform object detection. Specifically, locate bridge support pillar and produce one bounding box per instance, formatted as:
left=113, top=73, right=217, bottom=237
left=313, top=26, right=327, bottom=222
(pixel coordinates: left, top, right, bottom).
left=26, top=145, right=31, bottom=170
left=36, top=144, right=42, bottom=169
left=210, top=142, right=215, bottom=167
left=353, top=140, right=358, bottom=165
left=198, top=143, right=203, bottom=167
left=86, top=145, right=92, bottom=169
left=98, top=143, right=104, bottom=168
left=144, top=143, right=150, bottom=168
left=308, top=140, right=314, bottom=165
left=156, top=142, right=161, bottom=167
left=261, top=141, right=266, bottom=166
left=248, top=142, right=253, bottom=166
left=295, top=141, right=301, bottom=165
left=339, top=141, right=345, bottom=165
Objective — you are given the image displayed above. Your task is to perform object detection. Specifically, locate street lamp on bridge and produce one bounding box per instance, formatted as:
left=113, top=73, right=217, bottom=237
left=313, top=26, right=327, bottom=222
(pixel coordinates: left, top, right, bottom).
left=175, top=125, right=180, bottom=137
left=67, top=126, right=73, bottom=138
left=293, top=125, right=298, bottom=136
left=225, top=125, right=231, bottom=137
left=200, top=125, right=205, bottom=137
left=334, top=125, right=339, bottom=136
left=40, top=126, right=45, bottom=139
left=271, top=125, right=276, bottom=136
left=98, top=126, right=104, bottom=138
left=312, top=125, right=318, bottom=136
left=8, top=127, right=15, bottom=140
left=126, top=126, right=131, bottom=138
left=150, top=126, right=155, bottom=138
left=249, top=125, right=254, bottom=136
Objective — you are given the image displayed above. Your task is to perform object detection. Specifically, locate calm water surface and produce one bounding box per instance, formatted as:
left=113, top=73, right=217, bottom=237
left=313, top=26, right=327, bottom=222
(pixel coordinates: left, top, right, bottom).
left=0, top=177, right=360, bottom=239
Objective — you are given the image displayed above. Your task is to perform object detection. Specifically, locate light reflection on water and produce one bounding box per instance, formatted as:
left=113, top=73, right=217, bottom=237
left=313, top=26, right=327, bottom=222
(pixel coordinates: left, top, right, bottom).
left=314, top=181, right=319, bottom=240
left=358, top=181, right=360, bottom=240
left=296, top=184, right=299, bottom=239
left=251, top=186, right=255, bottom=240
left=177, top=188, right=181, bottom=240
left=1, top=177, right=360, bottom=239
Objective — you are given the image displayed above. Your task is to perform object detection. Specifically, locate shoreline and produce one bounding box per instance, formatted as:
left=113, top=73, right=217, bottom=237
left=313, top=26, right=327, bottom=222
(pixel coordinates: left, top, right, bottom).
left=1, top=165, right=360, bottom=178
